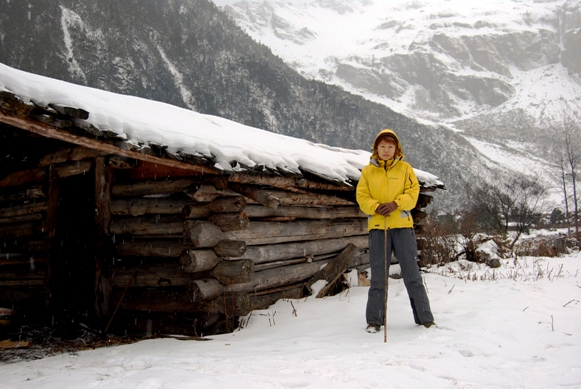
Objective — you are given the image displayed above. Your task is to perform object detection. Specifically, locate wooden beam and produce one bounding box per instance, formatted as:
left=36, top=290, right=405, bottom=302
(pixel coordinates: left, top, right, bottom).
left=0, top=112, right=220, bottom=175
left=94, top=157, right=113, bottom=319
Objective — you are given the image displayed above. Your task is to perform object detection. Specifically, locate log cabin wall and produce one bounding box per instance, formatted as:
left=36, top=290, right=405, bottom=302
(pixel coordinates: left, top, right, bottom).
left=0, top=94, right=440, bottom=337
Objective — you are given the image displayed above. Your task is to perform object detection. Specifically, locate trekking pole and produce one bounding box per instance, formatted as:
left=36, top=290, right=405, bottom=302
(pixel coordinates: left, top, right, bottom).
left=383, top=219, right=389, bottom=343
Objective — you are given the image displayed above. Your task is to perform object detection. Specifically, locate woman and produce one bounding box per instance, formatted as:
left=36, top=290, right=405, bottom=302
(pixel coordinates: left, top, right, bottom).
left=356, top=129, right=435, bottom=333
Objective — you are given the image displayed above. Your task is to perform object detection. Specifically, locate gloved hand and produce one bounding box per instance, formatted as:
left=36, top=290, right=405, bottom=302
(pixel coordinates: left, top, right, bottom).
left=375, top=201, right=398, bottom=216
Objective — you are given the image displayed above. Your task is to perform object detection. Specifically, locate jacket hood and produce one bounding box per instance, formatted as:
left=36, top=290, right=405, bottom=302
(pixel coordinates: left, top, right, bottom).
left=370, top=128, right=405, bottom=164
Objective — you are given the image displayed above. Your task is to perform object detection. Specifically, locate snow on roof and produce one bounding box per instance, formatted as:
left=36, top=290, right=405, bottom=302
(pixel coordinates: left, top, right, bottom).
left=0, top=62, right=444, bottom=188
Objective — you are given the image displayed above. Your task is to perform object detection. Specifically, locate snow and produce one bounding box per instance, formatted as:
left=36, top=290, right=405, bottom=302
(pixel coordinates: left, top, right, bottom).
left=1, top=243, right=580, bottom=388
left=0, top=62, right=442, bottom=188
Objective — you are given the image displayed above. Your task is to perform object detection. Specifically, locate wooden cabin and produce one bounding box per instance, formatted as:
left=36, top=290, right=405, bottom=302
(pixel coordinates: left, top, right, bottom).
left=0, top=64, right=444, bottom=336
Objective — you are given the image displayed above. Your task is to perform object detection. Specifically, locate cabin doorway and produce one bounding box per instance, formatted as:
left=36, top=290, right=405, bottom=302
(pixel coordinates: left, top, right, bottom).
left=50, top=171, right=96, bottom=323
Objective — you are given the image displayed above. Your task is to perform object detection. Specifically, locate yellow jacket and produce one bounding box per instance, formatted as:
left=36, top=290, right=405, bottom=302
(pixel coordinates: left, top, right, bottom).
left=356, top=129, right=419, bottom=231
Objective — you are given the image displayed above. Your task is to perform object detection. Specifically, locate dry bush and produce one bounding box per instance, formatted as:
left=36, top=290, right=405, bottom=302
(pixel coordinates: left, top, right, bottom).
left=418, top=216, right=460, bottom=267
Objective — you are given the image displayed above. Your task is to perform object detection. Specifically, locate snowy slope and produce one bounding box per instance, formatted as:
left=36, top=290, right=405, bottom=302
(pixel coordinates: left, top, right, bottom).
left=1, top=244, right=580, bottom=388
left=221, top=0, right=581, bottom=200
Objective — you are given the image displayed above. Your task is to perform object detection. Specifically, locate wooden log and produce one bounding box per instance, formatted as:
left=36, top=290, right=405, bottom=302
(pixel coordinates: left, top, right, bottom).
left=38, top=147, right=105, bottom=167
left=94, top=156, right=113, bottom=319
left=208, top=196, right=247, bottom=213
left=211, top=259, right=254, bottom=285
left=116, top=240, right=193, bottom=258
left=209, top=212, right=250, bottom=232
left=249, top=284, right=305, bottom=310
left=227, top=182, right=279, bottom=209
left=0, top=222, right=45, bottom=239
left=111, top=264, right=204, bottom=288
left=0, top=112, right=220, bottom=176
left=303, top=244, right=357, bottom=294
left=253, top=253, right=336, bottom=272
left=183, top=220, right=224, bottom=247
left=48, top=103, right=90, bottom=120
left=212, top=240, right=247, bottom=257
left=223, top=219, right=368, bottom=246
left=0, top=239, right=47, bottom=253
left=112, top=288, right=197, bottom=313
left=415, top=193, right=433, bottom=209
left=184, top=184, right=239, bottom=202
left=200, top=292, right=253, bottom=316
left=45, top=164, right=60, bottom=310
left=108, top=156, right=137, bottom=169
left=0, top=167, right=46, bottom=189
left=111, top=198, right=196, bottom=217
left=110, top=215, right=184, bottom=236
left=190, top=278, right=223, bottom=303
left=0, top=201, right=47, bottom=218
left=225, top=260, right=331, bottom=294
left=112, top=178, right=197, bottom=197
left=227, top=173, right=352, bottom=192
left=0, top=90, right=35, bottom=117
left=0, top=185, right=45, bottom=202
left=181, top=203, right=213, bottom=219
left=237, top=236, right=368, bottom=263
left=0, top=161, right=93, bottom=190
left=412, top=209, right=428, bottom=224
left=244, top=205, right=365, bottom=220
left=179, top=249, right=221, bottom=273
left=265, top=189, right=354, bottom=207
left=0, top=213, right=43, bottom=224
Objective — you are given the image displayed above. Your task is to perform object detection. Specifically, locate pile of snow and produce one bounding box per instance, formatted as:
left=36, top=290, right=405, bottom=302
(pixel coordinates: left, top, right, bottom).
left=0, top=62, right=443, bottom=189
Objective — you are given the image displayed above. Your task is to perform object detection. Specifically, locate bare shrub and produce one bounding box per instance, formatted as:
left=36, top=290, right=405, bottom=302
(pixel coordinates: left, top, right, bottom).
left=418, top=215, right=460, bottom=267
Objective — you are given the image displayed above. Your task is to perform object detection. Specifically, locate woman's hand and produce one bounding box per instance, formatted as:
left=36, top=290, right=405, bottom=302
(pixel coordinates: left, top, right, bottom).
left=375, top=202, right=397, bottom=216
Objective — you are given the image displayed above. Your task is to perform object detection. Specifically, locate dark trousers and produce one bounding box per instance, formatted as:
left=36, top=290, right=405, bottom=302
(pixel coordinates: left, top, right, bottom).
left=366, top=228, right=434, bottom=326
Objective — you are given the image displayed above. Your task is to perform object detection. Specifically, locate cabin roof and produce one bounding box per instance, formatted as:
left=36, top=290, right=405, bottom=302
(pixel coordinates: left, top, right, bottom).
left=0, top=63, right=444, bottom=190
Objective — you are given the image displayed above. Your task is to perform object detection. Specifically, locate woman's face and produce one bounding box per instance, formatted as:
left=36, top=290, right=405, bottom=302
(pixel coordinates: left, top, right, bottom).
left=376, top=139, right=396, bottom=161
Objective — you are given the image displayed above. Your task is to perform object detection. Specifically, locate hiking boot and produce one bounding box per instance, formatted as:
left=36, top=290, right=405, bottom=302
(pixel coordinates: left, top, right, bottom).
left=366, top=324, right=381, bottom=333
left=422, top=321, right=436, bottom=328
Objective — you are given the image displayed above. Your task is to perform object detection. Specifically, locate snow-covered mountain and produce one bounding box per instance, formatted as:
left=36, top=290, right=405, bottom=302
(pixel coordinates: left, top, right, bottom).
left=222, top=0, right=581, bottom=201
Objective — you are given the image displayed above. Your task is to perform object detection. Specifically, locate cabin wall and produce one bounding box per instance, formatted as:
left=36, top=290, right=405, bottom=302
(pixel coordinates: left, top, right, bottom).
left=0, top=124, right=436, bottom=337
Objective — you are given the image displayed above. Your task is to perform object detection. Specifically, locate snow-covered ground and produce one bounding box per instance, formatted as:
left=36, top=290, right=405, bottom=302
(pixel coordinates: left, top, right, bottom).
left=1, top=243, right=579, bottom=388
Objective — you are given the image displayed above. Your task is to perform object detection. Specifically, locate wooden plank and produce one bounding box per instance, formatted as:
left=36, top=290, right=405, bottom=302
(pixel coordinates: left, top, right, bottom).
left=303, top=244, right=357, bottom=295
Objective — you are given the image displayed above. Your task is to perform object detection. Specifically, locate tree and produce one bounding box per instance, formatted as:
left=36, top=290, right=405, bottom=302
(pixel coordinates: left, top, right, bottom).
left=559, top=118, right=581, bottom=244
left=468, top=174, right=548, bottom=256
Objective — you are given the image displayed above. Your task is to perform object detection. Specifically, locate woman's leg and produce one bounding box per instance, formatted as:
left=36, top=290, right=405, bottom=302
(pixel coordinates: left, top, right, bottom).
left=391, top=228, right=434, bottom=324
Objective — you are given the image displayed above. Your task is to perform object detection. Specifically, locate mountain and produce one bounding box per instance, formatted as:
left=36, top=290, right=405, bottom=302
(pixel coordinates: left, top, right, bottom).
left=0, top=0, right=542, bottom=212
left=222, top=0, right=581, bottom=200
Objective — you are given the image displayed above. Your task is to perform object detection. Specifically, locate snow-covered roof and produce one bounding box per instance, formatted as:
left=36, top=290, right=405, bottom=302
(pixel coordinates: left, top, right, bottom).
left=0, top=62, right=444, bottom=189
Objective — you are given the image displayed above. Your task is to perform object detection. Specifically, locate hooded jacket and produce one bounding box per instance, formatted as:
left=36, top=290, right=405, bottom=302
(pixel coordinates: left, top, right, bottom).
left=356, top=129, right=419, bottom=231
